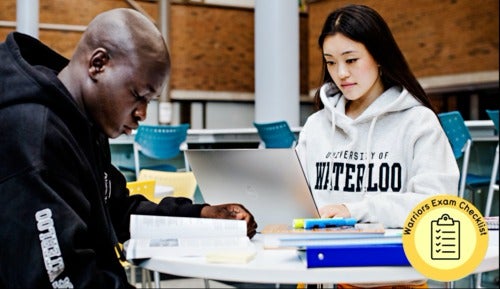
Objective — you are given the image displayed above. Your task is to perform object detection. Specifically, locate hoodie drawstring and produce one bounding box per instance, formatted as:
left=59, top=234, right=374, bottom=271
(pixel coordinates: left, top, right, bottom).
left=361, top=116, right=378, bottom=194
left=329, top=106, right=336, bottom=192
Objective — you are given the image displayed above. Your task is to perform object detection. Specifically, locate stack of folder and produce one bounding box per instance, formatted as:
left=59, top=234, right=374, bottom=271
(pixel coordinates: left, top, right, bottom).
left=262, top=219, right=409, bottom=268
left=261, top=222, right=395, bottom=248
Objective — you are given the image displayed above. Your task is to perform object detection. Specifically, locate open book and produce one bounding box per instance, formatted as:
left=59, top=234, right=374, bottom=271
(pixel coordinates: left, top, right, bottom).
left=125, top=215, right=256, bottom=263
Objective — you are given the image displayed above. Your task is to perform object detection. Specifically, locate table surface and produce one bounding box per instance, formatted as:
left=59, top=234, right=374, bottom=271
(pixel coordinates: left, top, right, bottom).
left=136, top=230, right=499, bottom=285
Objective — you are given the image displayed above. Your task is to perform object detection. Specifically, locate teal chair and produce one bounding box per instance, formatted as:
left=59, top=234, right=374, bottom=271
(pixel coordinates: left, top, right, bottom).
left=438, top=111, right=492, bottom=199
left=486, top=109, right=499, bottom=135
left=253, top=120, right=296, bottom=148
left=131, top=124, right=190, bottom=179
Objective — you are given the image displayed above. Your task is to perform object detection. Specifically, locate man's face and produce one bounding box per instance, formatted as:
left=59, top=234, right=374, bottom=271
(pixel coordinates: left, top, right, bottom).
left=85, top=56, right=166, bottom=138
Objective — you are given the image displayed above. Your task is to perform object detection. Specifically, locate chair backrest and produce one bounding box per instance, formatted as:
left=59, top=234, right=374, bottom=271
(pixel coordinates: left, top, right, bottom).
left=126, top=179, right=159, bottom=203
left=438, top=111, right=472, bottom=159
left=138, top=169, right=197, bottom=200
left=133, top=124, right=190, bottom=177
left=134, top=124, right=189, bottom=159
left=253, top=120, right=296, bottom=148
left=486, top=109, right=499, bottom=132
left=438, top=111, right=474, bottom=199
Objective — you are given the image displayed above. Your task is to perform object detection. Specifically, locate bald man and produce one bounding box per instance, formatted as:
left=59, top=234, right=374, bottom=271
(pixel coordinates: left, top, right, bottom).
left=0, top=8, right=256, bottom=288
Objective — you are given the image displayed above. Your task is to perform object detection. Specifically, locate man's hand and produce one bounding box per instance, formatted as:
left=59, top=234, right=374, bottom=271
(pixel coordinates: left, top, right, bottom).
left=201, top=204, right=258, bottom=239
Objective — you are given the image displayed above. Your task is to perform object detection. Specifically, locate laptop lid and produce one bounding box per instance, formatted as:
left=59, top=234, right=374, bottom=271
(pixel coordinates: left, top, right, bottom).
left=185, top=148, right=320, bottom=231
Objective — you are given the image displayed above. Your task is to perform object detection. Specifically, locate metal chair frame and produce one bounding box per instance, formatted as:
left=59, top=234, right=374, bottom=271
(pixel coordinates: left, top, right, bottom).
left=484, top=109, right=499, bottom=217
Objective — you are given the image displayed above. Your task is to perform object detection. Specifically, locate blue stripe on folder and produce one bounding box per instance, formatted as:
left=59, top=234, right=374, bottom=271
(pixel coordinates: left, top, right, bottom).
left=299, top=243, right=410, bottom=268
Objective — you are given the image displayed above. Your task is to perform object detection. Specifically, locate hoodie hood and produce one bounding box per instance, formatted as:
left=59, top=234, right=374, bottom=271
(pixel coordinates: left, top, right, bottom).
left=318, top=82, right=422, bottom=195
left=319, top=82, right=421, bottom=128
left=0, top=33, right=77, bottom=115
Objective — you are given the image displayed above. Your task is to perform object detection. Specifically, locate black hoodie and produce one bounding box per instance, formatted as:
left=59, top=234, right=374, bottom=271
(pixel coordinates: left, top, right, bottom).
left=0, top=32, right=207, bottom=288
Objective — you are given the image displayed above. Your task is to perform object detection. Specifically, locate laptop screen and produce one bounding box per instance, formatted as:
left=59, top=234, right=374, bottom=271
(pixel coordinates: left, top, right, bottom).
left=186, top=148, right=320, bottom=231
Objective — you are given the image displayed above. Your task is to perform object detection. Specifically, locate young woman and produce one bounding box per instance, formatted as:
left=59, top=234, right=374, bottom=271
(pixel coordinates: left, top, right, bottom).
left=296, top=4, right=459, bottom=229
left=296, top=6, right=460, bottom=288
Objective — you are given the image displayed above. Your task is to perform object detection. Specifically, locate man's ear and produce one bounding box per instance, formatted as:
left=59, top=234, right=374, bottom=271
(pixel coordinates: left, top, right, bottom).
left=88, top=48, right=109, bottom=82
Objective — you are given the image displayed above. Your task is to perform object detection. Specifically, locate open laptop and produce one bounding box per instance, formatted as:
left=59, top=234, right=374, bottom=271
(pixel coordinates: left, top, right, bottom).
left=185, top=148, right=320, bottom=231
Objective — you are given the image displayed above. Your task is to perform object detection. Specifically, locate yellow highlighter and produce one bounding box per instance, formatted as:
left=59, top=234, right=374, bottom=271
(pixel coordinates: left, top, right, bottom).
left=293, top=218, right=305, bottom=229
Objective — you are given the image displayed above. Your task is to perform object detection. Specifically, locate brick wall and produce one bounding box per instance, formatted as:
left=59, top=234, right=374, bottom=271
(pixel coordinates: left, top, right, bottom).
left=169, top=3, right=310, bottom=94
left=169, top=4, right=255, bottom=92
left=1, top=0, right=498, bottom=97
left=307, top=0, right=499, bottom=90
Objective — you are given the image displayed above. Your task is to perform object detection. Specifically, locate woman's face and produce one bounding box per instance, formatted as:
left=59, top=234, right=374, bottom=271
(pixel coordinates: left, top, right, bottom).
left=323, top=33, right=384, bottom=103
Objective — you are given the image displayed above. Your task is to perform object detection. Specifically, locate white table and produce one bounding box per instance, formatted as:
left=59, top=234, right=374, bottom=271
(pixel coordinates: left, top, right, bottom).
left=135, top=230, right=499, bottom=286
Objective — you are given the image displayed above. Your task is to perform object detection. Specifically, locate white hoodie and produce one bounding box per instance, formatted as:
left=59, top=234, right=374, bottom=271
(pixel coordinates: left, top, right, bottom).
left=296, top=83, right=459, bottom=228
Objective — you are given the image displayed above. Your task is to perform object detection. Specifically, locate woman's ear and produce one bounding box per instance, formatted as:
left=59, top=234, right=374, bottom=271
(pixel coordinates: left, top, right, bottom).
left=88, top=48, right=109, bottom=82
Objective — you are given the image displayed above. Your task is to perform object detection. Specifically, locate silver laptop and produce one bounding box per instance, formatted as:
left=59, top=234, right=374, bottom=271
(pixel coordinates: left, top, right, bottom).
left=185, top=148, right=320, bottom=231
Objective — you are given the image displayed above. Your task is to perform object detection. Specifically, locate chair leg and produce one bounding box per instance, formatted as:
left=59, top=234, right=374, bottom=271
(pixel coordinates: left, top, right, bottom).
left=154, top=271, right=161, bottom=288
left=459, top=140, right=472, bottom=199
left=142, top=268, right=151, bottom=288
left=475, top=273, right=483, bottom=288
left=133, top=143, right=141, bottom=180
left=184, top=152, right=191, bottom=172
left=130, top=265, right=136, bottom=286
left=485, top=145, right=499, bottom=217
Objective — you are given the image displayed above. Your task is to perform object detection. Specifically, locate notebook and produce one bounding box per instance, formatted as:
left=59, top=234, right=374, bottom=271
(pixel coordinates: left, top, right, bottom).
left=185, top=148, right=320, bottom=231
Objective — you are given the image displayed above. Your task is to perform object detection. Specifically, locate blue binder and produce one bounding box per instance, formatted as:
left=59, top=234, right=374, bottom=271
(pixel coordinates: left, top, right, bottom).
left=299, top=243, right=410, bottom=268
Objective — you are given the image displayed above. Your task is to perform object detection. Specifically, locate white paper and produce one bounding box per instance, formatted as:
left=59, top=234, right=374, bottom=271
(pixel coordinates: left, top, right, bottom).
left=126, top=215, right=255, bottom=259
left=127, top=236, right=255, bottom=259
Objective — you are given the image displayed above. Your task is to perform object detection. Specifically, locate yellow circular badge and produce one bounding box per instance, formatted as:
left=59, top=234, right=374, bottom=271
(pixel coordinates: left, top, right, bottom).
left=402, top=195, right=489, bottom=282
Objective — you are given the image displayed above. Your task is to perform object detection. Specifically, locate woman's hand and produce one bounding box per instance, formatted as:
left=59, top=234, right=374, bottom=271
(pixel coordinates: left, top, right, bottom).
left=319, top=204, right=351, bottom=219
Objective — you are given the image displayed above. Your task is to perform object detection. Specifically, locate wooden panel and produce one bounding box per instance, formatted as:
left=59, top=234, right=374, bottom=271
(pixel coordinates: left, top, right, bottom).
left=307, top=0, right=499, bottom=90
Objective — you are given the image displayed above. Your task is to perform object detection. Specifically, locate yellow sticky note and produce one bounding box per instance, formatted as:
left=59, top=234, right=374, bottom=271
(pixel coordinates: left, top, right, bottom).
left=205, top=250, right=257, bottom=264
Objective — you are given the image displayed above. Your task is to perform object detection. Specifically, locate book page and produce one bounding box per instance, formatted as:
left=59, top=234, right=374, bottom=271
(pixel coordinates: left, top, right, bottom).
left=126, top=215, right=255, bottom=260
left=130, top=214, right=247, bottom=239
left=126, top=236, right=255, bottom=259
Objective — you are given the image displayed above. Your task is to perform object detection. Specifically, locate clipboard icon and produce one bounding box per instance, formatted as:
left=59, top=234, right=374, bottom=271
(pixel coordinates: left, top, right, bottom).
left=431, top=214, right=460, bottom=260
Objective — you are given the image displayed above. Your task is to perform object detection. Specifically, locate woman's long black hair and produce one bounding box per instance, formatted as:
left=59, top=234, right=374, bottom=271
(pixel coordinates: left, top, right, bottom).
left=314, top=4, right=434, bottom=113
